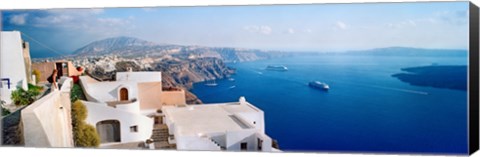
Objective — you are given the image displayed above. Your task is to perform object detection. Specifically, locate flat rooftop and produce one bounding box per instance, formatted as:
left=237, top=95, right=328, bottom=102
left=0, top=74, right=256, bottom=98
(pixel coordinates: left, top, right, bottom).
left=164, top=102, right=261, bottom=136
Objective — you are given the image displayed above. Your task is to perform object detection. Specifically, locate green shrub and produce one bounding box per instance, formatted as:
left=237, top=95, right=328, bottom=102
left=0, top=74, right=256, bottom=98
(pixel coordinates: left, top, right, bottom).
left=71, top=100, right=100, bottom=147
left=11, top=85, right=41, bottom=106
left=28, top=83, right=43, bottom=92
left=32, top=70, right=41, bottom=84
left=70, top=84, right=86, bottom=103
left=1, top=100, right=10, bottom=116
left=72, top=101, right=87, bottom=125
left=74, top=123, right=101, bottom=147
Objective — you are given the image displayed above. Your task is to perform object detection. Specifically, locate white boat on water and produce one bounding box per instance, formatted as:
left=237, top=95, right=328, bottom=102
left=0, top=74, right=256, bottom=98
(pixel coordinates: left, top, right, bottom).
left=308, top=81, right=329, bottom=91
left=205, top=80, right=218, bottom=86
left=266, top=65, right=288, bottom=71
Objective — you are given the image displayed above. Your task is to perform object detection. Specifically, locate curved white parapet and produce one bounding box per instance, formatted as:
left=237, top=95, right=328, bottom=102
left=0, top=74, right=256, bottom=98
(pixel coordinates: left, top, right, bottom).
left=107, top=99, right=141, bottom=114
left=59, top=77, right=73, bottom=92
left=79, top=76, right=139, bottom=103
left=21, top=78, right=74, bottom=147
left=79, top=76, right=102, bottom=102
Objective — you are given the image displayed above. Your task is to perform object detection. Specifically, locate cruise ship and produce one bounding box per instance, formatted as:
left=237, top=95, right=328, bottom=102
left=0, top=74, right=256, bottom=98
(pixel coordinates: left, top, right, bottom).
left=266, top=65, right=288, bottom=71
left=308, top=81, right=329, bottom=91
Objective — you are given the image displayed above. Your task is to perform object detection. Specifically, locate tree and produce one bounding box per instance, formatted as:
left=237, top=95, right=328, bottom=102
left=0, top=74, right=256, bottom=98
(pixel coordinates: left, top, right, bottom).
left=71, top=101, right=100, bottom=147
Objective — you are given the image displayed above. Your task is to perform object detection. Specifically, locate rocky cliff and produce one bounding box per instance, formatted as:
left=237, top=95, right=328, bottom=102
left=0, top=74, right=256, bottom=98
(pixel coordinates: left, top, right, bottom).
left=83, top=56, right=234, bottom=104
left=71, top=36, right=286, bottom=104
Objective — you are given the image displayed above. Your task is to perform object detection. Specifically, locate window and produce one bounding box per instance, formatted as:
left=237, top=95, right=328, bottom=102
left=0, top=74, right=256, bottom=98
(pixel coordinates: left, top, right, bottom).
left=258, top=138, right=263, bottom=150
left=120, top=88, right=129, bottom=101
left=241, top=142, right=248, bottom=150
left=130, top=125, right=138, bottom=132
left=154, top=116, right=163, bottom=125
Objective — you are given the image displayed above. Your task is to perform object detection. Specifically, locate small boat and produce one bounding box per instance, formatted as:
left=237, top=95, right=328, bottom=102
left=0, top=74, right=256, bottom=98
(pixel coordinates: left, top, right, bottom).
left=309, top=81, right=329, bottom=91
left=228, top=78, right=235, bottom=81
left=266, top=65, right=288, bottom=71
left=229, top=85, right=236, bottom=89
left=205, top=80, right=218, bottom=86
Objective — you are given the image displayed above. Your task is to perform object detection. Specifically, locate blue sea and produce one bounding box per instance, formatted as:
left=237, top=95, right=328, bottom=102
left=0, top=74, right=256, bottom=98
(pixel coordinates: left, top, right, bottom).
left=190, top=54, right=468, bottom=154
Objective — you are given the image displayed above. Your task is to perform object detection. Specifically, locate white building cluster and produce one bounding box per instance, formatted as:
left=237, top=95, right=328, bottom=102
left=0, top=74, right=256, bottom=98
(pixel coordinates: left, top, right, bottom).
left=78, top=71, right=275, bottom=151
left=1, top=31, right=276, bottom=152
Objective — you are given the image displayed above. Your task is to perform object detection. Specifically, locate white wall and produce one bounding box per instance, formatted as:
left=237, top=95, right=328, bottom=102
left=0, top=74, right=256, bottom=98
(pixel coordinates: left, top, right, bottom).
left=79, top=76, right=101, bottom=102
left=256, top=133, right=273, bottom=152
left=83, top=101, right=154, bottom=144
left=225, top=129, right=258, bottom=151
left=116, top=72, right=162, bottom=83
left=21, top=78, right=74, bottom=147
left=0, top=31, right=28, bottom=104
left=79, top=76, right=139, bottom=102
left=114, top=100, right=141, bottom=114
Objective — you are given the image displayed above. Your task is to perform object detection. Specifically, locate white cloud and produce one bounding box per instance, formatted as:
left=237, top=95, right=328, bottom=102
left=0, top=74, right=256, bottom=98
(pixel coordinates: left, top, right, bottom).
left=9, top=13, right=28, bottom=25
left=335, top=21, right=347, bottom=30
left=406, top=20, right=416, bottom=26
left=385, top=19, right=423, bottom=29
left=287, top=28, right=295, bottom=34
left=259, top=26, right=272, bottom=35
left=23, top=9, right=134, bottom=37
left=244, top=25, right=272, bottom=35
left=434, top=10, right=468, bottom=25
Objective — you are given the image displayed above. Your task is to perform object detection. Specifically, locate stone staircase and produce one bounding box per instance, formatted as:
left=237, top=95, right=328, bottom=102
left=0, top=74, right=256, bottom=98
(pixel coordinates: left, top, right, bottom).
left=151, top=124, right=176, bottom=149
left=209, top=138, right=226, bottom=150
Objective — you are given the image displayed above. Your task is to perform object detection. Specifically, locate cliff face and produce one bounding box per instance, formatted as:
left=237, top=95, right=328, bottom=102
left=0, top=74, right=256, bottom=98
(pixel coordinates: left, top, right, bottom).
left=84, top=56, right=234, bottom=104
left=70, top=36, right=277, bottom=104
left=154, top=58, right=235, bottom=88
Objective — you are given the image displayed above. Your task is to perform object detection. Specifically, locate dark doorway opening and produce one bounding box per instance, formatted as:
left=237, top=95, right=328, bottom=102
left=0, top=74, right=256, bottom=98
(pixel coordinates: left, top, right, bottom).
left=96, top=120, right=121, bottom=143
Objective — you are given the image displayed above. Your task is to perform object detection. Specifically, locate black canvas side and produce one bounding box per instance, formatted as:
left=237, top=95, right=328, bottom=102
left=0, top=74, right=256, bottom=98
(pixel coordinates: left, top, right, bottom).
left=469, top=1, right=479, bottom=155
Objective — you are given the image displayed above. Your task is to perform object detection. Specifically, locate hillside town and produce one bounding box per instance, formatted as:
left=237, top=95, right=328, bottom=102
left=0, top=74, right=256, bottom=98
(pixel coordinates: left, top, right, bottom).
left=1, top=31, right=280, bottom=151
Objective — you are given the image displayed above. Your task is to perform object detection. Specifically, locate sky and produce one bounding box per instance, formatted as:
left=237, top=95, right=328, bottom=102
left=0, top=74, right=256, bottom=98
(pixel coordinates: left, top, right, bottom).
left=1, top=2, right=470, bottom=58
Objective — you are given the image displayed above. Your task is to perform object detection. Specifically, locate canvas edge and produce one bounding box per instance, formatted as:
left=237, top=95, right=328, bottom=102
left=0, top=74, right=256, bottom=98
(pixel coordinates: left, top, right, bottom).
left=469, top=1, right=480, bottom=155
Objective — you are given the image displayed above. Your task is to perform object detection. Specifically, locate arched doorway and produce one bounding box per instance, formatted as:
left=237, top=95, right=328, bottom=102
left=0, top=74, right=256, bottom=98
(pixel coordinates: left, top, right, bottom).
left=119, top=88, right=128, bottom=101
left=96, top=120, right=121, bottom=143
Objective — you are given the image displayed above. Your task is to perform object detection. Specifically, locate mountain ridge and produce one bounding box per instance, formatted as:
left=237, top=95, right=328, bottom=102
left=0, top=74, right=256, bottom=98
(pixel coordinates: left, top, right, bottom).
left=71, top=36, right=293, bottom=63
left=341, top=47, right=467, bottom=57
left=73, top=36, right=159, bottom=56
left=71, top=36, right=468, bottom=62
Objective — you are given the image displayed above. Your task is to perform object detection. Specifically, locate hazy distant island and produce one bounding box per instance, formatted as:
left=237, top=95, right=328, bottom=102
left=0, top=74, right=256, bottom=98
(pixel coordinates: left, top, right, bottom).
left=392, top=65, right=467, bottom=91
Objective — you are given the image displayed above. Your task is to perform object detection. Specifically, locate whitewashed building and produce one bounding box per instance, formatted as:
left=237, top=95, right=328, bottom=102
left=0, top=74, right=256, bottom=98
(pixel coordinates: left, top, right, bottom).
left=79, top=71, right=186, bottom=145
left=162, top=97, right=273, bottom=151
left=80, top=71, right=275, bottom=151
left=0, top=31, right=31, bottom=105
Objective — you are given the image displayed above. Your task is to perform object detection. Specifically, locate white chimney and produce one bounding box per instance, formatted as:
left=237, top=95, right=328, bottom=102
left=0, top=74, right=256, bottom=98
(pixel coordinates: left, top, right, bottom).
left=239, top=96, right=246, bottom=105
